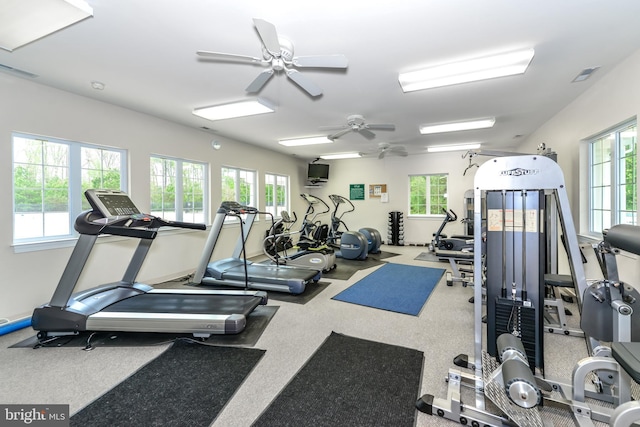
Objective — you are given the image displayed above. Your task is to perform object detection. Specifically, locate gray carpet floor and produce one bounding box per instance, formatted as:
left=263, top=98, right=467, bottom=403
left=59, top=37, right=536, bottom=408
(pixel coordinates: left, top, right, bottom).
left=0, top=244, right=601, bottom=426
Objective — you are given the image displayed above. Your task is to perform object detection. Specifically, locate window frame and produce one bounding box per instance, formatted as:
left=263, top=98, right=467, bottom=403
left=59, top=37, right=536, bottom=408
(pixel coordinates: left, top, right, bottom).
left=588, top=119, right=637, bottom=234
left=408, top=173, right=448, bottom=217
left=150, top=155, right=209, bottom=225
left=221, top=166, right=257, bottom=222
left=264, top=172, right=290, bottom=219
left=12, top=132, right=127, bottom=248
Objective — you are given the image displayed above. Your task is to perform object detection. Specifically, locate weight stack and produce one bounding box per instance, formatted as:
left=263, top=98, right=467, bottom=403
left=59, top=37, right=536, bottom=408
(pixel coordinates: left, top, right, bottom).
left=485, top=190, right=545, bottom=373
left=387, top=211, right=404, bottom=246
left=494, top=299, right=537, bottom=370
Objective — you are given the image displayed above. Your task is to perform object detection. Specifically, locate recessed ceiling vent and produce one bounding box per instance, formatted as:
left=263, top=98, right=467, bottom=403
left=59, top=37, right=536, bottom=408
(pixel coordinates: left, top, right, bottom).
left=572, top=67, right=600, bottom=83
left=0, top=63, right=38, bottom=78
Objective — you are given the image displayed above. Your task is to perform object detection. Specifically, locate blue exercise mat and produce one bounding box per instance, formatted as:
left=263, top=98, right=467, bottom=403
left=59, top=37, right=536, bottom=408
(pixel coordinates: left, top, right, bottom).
left=332, top=263, right=445, bottom=315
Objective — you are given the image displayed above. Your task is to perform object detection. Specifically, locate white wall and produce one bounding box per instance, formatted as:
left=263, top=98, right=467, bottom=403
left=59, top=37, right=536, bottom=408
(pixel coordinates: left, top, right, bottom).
left=0, top=74, right=307, bottom=321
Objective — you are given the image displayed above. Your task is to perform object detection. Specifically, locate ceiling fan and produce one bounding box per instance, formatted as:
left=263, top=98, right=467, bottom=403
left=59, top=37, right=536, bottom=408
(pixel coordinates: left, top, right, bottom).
left=320, top=115, right=396, bottom=140
left=361, top=143, right=408, bottom=159
left=196, top=18, right=348, bottom=97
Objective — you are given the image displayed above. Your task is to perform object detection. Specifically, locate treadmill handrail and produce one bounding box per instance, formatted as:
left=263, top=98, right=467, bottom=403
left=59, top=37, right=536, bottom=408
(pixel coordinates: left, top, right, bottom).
left=79, top=189, right=206, bottom=236
left=102, top=224, right=158, bottom=240
left=75, top=211, right=204, bottom=238
left=162, top=219, right=207, bottom=230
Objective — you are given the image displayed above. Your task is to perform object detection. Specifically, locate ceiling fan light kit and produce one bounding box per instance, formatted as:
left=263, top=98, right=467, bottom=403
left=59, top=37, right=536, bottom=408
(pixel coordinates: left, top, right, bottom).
left=192, top=98, right=274, bottom=121
left=320, top=114, right=396, bottom=140
left=398, top=48, right=535, bottom=92
left=197, top=18, right=348, bottom=97
left=375, top=143, right=408, bottom=159
left=419, top=117, right=496, bottom=135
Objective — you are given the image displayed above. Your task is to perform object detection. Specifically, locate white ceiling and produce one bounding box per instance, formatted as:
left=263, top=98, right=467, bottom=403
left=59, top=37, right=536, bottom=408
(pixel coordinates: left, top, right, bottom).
left=2, top=0, right=640, bottom=160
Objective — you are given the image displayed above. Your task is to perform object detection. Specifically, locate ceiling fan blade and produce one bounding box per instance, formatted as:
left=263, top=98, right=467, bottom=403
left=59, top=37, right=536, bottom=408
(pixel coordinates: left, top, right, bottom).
left=292, top=54, right=348, bottom=69
left=246, top=69, right=275, bottom=93
left=389, top=146, right=409, bottom=157
left=319, top=125, right=348, bottom=131
left=196, top=51, right=263, bottom=64
left=327, top=128, right=353, bottom=140
left=359, top=129, right=376, bottom=140
left=253, top=18, right=281, bottom=57
left=367, top=124, right=396, bottom=131
left=378, top=151, right=386, bottom=159
left=285, top=69, right=323, bottom=97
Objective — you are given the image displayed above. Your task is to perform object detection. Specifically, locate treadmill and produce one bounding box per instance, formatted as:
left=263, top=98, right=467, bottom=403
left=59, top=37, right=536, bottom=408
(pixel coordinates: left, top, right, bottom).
left=191, top=201, right=322, bottom=294
left=31, top=189, right=267, bottom=339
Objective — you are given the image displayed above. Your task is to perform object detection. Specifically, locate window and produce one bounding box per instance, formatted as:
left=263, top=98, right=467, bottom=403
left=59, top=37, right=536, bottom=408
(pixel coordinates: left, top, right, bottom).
left=589, top=120, right=637, bottom=233
left=150, top=156, right=207, bottom=223
left=264, top=173, right=289, bottom=218
left=12, top=133, right=126, bottom=244
left=221, top=167, right=256, bottom=207
left=409, top=174, right=448, bottom=215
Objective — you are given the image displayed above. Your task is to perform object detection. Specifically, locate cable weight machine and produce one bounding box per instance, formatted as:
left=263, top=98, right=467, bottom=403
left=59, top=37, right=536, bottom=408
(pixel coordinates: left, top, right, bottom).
left=417, top=155, right=590, bottom=426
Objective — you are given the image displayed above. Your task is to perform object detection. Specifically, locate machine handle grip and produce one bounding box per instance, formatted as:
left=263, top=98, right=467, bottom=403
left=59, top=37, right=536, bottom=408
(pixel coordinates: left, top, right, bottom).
left=442, top=208, right=458, bottom=221
left=126, top=214, right=207, bottom=231
left=102, top=225, right=158, bottom=239
left=161, top=219, right=207, bottom=230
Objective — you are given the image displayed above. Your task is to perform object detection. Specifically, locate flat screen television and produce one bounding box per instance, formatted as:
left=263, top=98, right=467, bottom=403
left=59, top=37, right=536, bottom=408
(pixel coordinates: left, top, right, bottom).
left=307, top=163, right=330, bottom=182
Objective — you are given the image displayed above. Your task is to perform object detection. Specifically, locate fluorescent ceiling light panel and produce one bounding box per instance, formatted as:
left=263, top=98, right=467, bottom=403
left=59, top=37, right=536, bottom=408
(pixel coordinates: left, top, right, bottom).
left=427, top=143, right=481, bottom=153
left=420, top=118, right=495, bottom=135
left=399, top=48, right=535, bottom=92
left=278, top=136, right=334, bottom=147
left=193, top=99, right=274, bottom=121
left=0, top=0, right=93, bottom=52
left=320, top=153, right=361, bottom=159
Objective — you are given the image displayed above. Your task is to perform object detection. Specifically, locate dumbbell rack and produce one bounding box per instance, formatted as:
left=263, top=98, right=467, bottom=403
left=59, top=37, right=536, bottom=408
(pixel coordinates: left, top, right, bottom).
left=387, top=211, right=404, bottom=246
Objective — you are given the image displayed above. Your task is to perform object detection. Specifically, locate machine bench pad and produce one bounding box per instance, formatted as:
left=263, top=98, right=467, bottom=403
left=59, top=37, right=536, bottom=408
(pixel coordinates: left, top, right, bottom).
left=612, top=342, right=640, bottom=383
left=435, top=249, right=474, bottom=260
left=544, top=274, right=573, bottom=287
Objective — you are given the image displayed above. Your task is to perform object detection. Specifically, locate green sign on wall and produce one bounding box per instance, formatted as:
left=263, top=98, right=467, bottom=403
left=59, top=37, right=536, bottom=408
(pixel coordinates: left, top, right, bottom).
left=349, top=184, right=365, bottom=200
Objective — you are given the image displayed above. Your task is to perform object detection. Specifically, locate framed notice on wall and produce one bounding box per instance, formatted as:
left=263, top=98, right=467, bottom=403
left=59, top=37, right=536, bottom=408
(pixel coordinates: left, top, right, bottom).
left=369, top=184, right=387, bottom=198
left=349, top=184, right=365, bottom=200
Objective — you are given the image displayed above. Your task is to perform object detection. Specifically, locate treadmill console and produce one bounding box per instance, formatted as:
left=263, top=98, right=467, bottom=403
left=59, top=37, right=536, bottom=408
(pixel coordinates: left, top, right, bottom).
left=220, top=201, right=258, bottom=215
left=85, top=189, right=141, bottom=219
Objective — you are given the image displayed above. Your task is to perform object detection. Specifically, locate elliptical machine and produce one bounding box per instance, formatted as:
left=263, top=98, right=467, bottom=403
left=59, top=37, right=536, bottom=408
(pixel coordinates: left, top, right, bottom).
left=298, top=193, right=333, bottom=252
left=327, top=194, right=381, bottom=259
left=263, top=210, right=336, bottom=272
left=430, top=208, right=473, bottom=251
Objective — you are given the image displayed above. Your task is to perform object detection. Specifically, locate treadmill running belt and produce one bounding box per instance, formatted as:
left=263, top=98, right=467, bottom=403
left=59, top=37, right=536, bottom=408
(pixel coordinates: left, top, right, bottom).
left=102, top=293, right=261, bottom=316
left=208, top=259, right=319, bottom=283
